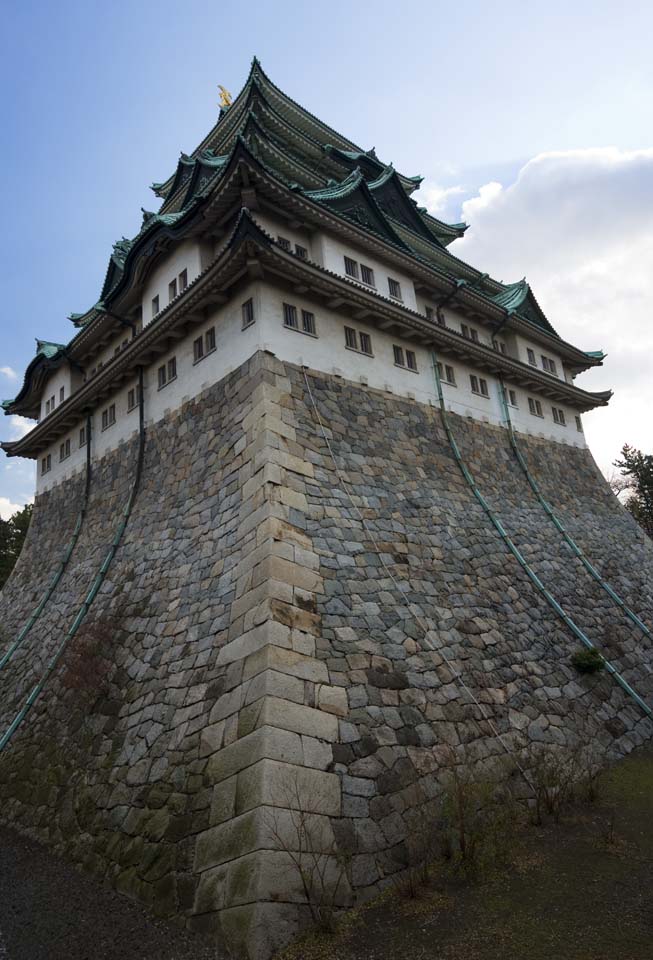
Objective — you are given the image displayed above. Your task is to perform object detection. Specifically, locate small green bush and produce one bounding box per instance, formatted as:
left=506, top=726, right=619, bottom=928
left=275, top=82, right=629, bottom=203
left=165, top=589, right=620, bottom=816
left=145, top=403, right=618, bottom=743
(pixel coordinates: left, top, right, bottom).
left=571, top=647, right=605, bottom=674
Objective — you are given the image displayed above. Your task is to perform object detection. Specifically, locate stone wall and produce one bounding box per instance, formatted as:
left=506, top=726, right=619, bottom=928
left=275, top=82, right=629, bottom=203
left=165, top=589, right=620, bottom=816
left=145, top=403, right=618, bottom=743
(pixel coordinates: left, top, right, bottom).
left=0, top=351, right=652, bottom=958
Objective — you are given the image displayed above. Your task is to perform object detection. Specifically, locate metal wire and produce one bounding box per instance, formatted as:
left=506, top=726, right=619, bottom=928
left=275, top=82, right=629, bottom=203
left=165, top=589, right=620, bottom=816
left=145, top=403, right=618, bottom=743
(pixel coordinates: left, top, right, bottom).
left=301, top=365, right=536, bottom=794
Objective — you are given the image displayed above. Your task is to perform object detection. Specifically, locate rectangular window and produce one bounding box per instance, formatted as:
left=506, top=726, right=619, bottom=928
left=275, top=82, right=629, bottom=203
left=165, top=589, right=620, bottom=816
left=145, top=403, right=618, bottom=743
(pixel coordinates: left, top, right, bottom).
left=470, top=374, right=478, bottom=393
left=168, top=278, right=177, bottom=302
left=493, top=340, right=506, bottom=355
left=437, top=311, right=446, bottom=327
left=45, top=399, right=51, bottom=415
left=528, top=397, right=543, bottom=417
left=242, top=298, right=255, bottom=329
left=295, top=244, right=308, bottom=260
left=41, top=454, right=51, bottom=475
left=193, top=335, right=204, bottom=363
left=552, top=407, right=566, bottom=426
left=344, top=256, right=359, bottom=279
left=51, top=395, right=55, bottom=410
left=470, top=375, right=489, bottom=397
left=79, top=426, right=87, bottom=447
left=393, top=345, right=405, bottom=366
left=127, top=385, right=141, bottom=411
left=388, top=277, right=402, bottom=300
left=527, top=348, right=536, bottom=366
left=205, top=326, right=216, bottom=352
left=462, top=325, right=481, bottom=343
left=59, top=438, right=71, bottom=462
left=406, top=350, right=417, bottom=371
left=152, top=295, right=160, bottom=317
left=361, top=264, right=375, bottom=287
left=167, top=357, right=177, bottom=382
left=508, top=389, right=518, bottom=407
left=301, top=310, right=316, bottom=335
left=158, top=364, right=166, bottom=389
left=283, top=302, right=299, bottom=329
left=157, top=359, right=176, bottom=390
left=479, top=377, right=489, bottom=397
left=575, top=415, right=583, bottom=432
left=425, top=305, right=434, bottom=321
left=542, top=355, right=558, bottom=376
left=359, top=332, right=373, bottom=355
left=344, top=326, right=358, bottom=350
left=59, top=386, right=65, bottom=402
left=277, top=236, right=291, bottom=251
left=178, top=269, right=188, bottom=291
left=342, top=325, right=370, bottom=352
left=101, top=404, right=116, bottom=431
left=437, top=362, right=456, bottom=385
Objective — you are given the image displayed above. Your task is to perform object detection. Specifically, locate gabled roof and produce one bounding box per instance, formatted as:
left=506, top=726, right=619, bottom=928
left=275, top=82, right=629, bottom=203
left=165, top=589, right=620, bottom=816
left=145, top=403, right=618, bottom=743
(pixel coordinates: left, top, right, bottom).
left=2, top=340, right=67, bottom=417
left=10, top=57, right=604, bottom=419
left=367, top=165, right=443, bottom=245
left=301, top=168, right=410, bottom=249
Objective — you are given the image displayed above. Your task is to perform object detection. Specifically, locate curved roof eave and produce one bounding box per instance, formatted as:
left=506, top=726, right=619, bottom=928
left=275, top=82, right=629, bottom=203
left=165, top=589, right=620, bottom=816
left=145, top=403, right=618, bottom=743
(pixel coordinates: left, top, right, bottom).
left=3, top=340, right=67, bottom=416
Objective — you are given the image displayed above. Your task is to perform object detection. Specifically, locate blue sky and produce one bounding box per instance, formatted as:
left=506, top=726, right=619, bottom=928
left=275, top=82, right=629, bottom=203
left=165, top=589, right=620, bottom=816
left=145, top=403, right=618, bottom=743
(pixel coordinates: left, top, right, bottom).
left=2, top=0, right=653, bottom=515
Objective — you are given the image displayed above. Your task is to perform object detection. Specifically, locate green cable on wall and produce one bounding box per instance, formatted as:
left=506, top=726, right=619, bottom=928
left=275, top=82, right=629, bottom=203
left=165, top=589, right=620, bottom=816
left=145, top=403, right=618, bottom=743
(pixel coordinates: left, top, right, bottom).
left=431, top=351, right=653, bottom=722
left=497, top=374, right=653, bottom=642
left=0, top=413, right=93, bottom=673
left=0, top=370, right=145, bottom=753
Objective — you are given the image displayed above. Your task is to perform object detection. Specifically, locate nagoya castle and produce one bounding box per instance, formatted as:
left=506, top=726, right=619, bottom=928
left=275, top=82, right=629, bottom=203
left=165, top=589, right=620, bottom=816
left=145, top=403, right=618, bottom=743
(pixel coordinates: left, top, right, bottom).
left=2, top=59, right=653, bottom=958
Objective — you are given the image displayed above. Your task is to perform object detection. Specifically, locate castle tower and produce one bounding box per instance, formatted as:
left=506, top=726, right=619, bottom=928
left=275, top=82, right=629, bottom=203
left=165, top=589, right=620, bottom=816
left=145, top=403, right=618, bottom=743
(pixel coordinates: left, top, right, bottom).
left=1, top=59, right=653, bottom=958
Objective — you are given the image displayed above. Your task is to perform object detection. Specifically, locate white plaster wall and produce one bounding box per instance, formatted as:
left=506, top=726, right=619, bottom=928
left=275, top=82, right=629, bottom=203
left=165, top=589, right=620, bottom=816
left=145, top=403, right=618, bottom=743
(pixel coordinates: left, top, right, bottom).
left=39, top=367, right=73, bottom=421
left=33, top=279, right=587, bottom=493
left=514, top=332, right=564, bottom=380
left=92, top=330, right=134, bottom=372
left=141, top=240, right=206, bottom=327
left=252, top=213, right=314, bottom=260
left=315, top=232, right=418, bottom=310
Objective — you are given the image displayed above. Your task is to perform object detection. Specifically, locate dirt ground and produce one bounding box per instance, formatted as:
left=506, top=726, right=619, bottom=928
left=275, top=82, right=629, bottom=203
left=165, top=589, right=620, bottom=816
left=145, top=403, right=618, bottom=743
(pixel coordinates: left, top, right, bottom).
left=1, top=750, right=652, bottom=960
left=278, top=749, right=653, bottom=960
left=0, top=826, right=215, bottom=960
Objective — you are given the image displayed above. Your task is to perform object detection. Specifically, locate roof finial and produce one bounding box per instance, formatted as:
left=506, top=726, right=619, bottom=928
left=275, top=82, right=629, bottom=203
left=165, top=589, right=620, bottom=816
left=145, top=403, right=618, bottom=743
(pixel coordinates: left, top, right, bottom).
left=218, top=85, right=233, bottom=109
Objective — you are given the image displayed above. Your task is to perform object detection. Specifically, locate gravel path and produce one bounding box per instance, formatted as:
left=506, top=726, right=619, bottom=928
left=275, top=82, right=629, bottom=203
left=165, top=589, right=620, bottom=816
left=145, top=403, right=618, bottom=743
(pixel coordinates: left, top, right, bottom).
left=0, top=825, right=217, bottom=960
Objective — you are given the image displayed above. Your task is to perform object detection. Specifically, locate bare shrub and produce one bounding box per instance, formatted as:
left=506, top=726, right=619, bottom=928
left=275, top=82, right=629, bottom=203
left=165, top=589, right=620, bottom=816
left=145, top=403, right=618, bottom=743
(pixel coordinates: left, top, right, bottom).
left=265, top=774, right=352, bottom=933
left=522, top=731, right=610, bottom=825
left=438, top=745, right=520, bottom=879
left=399, top=799, right=441, bottom=897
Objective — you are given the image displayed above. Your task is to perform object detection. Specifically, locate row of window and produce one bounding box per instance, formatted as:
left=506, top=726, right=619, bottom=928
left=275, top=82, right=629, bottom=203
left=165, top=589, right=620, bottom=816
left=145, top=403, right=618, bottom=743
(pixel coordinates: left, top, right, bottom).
left=283, top=303, right=316, bottom=336
left=44, top=386, right=65, bottom=416
left=277, top=236, right=308, bottom=260
left=343, top=256, right=403, bottom=302
left=193, top=326, right=216, bottom=363
left=152, top=268, right=189, bottom=318
left=424, top=305, right=446, bottom=327
left=40, top=296, right=583, bottom=475
left=434, top=360, right=582, bottom=430
left=527, top=347, right=558, bottom=376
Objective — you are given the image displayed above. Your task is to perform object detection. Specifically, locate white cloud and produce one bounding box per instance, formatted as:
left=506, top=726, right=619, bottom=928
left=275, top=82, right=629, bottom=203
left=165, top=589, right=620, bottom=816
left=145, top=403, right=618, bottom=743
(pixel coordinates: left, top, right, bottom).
left=418, top=181, right=466, bottom=217
left=7, top=416, right=32, bottom=440
left=451, top=147, right=653, bottom=476
left=0, top=366, right=17, bottom=381
left=0, top=496, right=27, bottom=520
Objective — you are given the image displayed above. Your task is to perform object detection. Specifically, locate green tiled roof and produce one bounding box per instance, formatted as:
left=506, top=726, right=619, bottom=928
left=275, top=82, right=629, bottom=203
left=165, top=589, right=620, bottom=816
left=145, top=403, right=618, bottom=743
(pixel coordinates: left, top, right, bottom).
left=491, top=279, right=529, bottom=312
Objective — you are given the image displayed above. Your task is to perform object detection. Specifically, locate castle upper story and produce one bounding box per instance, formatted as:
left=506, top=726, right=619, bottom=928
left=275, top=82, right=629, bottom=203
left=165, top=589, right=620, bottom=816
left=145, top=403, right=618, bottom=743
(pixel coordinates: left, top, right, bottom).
left=2, top=59, right=610, bottom=493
